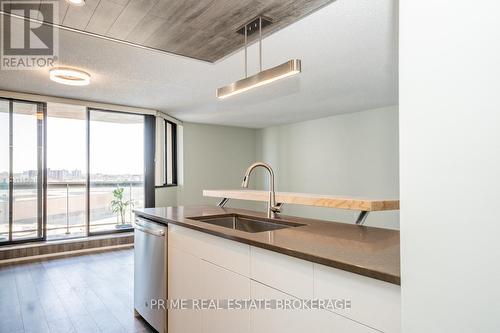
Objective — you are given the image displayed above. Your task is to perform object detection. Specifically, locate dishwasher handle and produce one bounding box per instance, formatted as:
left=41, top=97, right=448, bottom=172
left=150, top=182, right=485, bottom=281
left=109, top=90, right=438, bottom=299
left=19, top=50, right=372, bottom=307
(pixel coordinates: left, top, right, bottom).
left=135, top=219, right=166, bottom=237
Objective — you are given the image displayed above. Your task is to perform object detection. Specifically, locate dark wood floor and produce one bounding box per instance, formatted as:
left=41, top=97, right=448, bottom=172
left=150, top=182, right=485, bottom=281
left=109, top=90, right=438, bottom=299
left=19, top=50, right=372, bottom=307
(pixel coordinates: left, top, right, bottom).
left=0, top=249, right=154, bottom=333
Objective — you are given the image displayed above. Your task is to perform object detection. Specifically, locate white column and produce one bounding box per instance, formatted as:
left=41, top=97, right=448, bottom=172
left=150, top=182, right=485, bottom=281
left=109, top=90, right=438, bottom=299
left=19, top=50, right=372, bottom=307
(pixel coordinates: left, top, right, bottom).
left=400, top=1, right=500, bottom=332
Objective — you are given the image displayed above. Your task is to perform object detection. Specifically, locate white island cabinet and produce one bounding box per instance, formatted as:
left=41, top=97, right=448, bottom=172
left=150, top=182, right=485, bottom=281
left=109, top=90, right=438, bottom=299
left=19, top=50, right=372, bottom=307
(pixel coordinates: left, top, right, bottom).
left=167, top=224, right=400, bottom=333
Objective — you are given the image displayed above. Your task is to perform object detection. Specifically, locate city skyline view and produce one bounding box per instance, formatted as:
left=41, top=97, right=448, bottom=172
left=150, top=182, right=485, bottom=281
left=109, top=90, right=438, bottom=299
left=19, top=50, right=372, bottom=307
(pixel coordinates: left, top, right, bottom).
left=0, top=168, right=144, bottom=184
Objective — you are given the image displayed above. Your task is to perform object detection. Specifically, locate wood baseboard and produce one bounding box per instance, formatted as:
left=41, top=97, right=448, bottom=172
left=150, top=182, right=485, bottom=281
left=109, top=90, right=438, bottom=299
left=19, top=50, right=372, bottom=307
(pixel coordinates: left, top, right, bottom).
left=0, top=233, right=134, bottom=264
left=0, top=243, right=133, bottom=265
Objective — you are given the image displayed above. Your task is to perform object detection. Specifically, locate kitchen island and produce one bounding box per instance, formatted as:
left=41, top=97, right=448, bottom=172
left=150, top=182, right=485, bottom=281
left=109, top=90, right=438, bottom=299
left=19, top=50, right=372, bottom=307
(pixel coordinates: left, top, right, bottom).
left=134, top=205, right=401, bottom=333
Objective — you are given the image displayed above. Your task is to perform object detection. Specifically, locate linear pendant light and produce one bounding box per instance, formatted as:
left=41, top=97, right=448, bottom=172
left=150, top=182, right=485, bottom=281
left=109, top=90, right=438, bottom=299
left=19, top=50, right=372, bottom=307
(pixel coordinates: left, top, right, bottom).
left=217, top=59, right=301, bottom=99
left=216, top=17, right=302, bottom=99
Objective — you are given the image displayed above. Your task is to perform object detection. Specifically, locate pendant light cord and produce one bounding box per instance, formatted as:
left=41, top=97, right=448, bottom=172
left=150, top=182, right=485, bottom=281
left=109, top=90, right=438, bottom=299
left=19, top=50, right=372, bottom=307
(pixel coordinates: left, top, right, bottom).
left=244, top=24, right=248, bottom=78
left=259, top=17, right=262, bottom=72
left=243, top=18, right=264, bottom=78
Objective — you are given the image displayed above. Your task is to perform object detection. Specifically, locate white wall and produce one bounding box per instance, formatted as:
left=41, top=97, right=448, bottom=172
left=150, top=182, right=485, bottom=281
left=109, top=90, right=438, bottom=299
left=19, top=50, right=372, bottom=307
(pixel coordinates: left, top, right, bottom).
left=155, top=186, right=178, bottom=207
left=400, top=1, right=500, bottom=332
left=156, top=122, right=257, bottom=209
left=157, top=108, right=400, bottom=229
left=255, top=106, right=399, bottom=229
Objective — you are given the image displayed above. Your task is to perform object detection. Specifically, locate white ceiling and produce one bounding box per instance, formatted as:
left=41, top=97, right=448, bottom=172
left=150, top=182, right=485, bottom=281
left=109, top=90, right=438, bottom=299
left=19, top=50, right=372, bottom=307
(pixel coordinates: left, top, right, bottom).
left=0, top=0, right=398, bottom=128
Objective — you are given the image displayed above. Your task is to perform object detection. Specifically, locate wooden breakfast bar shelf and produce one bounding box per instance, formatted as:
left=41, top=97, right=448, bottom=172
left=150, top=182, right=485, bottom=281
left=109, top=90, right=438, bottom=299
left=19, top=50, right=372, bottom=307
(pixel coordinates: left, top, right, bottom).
left=203, top=189, right=399, bottom=225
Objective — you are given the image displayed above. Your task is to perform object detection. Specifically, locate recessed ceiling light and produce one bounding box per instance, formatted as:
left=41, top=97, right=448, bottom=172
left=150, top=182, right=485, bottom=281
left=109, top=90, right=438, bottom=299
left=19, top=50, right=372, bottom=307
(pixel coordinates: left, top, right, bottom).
left=49, top=67, right=91, bottom=86
left=66, top=0, right=85, bottom=6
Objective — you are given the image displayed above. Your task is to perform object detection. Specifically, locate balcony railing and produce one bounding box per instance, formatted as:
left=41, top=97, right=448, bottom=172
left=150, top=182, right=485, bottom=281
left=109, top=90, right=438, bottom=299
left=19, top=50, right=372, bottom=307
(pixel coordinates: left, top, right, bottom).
left=0, top=181, right=144, bottom=241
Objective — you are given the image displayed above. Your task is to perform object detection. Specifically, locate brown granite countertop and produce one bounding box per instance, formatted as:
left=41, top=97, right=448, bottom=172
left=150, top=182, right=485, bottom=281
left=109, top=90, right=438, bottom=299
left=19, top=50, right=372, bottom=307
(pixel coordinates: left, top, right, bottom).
left=134, top=205, right=400, bottom=285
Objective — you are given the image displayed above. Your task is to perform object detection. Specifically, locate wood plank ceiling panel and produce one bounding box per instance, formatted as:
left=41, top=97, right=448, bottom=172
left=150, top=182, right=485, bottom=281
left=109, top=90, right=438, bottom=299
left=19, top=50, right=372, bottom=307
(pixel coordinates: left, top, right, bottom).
left=35, top=0, right=69, bottom=24
left=131, top=0, right=335, bottom=61
left=108, top=0, right=130, bottom=6
left=125, top=14, right=167, bottom=44
left=86, top=0, right=126, bottom=35
left=106, top=0, right=158, bottom=40
left=63, top=0, right=101, bottom=30
left=6, top=0, right=335, bottom=62
left=56, top=0, right=70, bottom=24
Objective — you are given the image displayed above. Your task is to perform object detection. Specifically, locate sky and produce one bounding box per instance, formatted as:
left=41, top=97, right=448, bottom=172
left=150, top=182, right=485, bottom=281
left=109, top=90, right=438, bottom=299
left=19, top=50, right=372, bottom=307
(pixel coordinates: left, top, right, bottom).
left=0, top=111, right=7, bottom=174
left=0, top=104, right=144, bottom=175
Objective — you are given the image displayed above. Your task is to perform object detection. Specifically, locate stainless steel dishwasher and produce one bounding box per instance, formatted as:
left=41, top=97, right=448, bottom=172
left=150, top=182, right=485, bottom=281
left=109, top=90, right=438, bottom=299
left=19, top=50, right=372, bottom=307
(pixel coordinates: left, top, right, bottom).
left=134, top=216, right=167, bottom=333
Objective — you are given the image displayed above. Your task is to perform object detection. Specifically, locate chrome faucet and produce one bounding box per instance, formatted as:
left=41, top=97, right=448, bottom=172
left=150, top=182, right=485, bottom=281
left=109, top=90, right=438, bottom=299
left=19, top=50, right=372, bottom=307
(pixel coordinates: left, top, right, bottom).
left=241, top=162, right=282, bottom=218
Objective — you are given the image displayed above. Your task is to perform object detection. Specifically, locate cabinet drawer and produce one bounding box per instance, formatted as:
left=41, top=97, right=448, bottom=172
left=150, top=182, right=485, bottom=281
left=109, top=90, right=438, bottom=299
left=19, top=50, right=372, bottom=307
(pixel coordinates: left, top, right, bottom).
left=168, top=246, right=202, bottom=333
left=199, top=260, right=251, bottom=333
left=168, top=224, right=250, bottom=276
left=250, top=280, right=377, bottom=333
left=314, top=263, right=401, bottom=333
left=250, top=246, right=313, bottom=299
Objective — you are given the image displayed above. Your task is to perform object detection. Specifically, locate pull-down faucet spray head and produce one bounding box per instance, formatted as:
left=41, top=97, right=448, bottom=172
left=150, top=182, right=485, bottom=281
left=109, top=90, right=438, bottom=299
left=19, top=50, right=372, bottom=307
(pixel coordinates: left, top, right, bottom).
left=240, top=162, right=281, bottom=218
left=241, top=175, right=249, bottom=188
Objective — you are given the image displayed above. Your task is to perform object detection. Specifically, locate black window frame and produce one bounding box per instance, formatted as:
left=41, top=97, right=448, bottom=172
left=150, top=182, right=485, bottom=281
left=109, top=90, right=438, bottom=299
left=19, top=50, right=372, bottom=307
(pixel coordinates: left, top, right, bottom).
left=87, top=108, right=155, bottom=236
left=0, top=97, right=46, bottom=245
left=156, top=119, right=178, bottom=188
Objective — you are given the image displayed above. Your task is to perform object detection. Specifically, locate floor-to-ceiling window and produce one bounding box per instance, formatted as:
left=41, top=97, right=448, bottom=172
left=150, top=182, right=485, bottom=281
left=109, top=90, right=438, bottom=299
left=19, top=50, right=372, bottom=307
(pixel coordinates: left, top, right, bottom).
left=89, top=109, right=144, bottom=234
left=0, top=99, right=45, bottom=244
left=12, top=101, right=44, bottom=241
left=0, top=100, right=9, bottom=242
left=46, top=103, right=87, bottom=240
left=0, top=97, right=154, bottom=245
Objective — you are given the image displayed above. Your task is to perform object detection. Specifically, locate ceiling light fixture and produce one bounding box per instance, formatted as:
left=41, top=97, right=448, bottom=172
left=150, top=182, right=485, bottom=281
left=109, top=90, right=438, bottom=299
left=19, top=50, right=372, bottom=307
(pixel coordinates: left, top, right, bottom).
left=49, top=67, right=91, bottom=86
left=66, top=0, right=86, bottom=6
left=216, top=16, right=302, bottom=99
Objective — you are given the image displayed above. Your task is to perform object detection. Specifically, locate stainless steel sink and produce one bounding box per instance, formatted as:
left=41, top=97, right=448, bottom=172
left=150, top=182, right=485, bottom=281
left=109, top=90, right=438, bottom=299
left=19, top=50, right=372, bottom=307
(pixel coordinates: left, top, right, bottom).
left=188, top=214, right=305, bottom=233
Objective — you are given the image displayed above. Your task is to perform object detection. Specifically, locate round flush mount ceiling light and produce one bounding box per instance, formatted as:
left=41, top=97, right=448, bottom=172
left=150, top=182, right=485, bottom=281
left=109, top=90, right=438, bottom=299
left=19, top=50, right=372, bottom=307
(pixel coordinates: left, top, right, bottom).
left=49, top=67, right=91, bottom=86
left=66, top=0, right=85, bottom=6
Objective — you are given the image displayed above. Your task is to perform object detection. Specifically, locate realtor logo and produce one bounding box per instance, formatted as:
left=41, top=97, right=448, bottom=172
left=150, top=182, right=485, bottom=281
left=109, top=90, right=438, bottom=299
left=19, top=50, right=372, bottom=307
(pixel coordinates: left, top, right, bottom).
left=1, top=0, right=58, bottom=70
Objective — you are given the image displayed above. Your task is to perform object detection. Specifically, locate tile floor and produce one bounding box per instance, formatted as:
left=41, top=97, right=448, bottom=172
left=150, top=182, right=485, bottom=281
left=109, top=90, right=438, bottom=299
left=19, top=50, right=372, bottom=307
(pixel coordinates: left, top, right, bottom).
left=0, top=248, right=154, bottom=333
